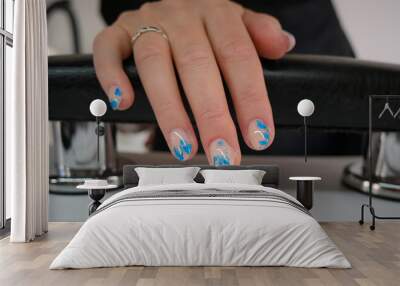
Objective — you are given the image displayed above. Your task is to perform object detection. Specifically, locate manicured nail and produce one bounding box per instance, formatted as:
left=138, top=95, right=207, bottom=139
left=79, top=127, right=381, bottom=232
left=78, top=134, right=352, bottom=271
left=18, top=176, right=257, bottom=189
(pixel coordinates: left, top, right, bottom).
left=248, top=119, right=271, bottom=150
left=110, top=98, right=121, bottom=110
left=113, top=87, right=122, bottom=97
left=169, top=129, right=193, bottom=161
left=282, top=30, right=296, bottom=52
left=109, top=86, right=122, bottom=110
left=210, top=139, right=234, bottom=166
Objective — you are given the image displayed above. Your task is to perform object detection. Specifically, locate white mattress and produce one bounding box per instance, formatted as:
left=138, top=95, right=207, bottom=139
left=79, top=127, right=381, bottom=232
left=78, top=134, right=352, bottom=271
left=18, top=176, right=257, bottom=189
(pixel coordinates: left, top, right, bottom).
left=50, top=183, right=350, bottom=269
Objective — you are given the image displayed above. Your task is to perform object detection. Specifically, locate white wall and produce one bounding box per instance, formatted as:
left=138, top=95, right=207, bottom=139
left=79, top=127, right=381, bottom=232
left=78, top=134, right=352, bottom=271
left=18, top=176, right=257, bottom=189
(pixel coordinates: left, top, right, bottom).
left=333, top=0, right=400, bottom=64
left=47, top=0, right=105, bottom=54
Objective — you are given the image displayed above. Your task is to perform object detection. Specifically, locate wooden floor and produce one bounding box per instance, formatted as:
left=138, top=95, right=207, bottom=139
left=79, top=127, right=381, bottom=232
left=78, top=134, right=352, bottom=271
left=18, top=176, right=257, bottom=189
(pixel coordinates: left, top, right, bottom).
left=0, top=222, right=399, bottom=286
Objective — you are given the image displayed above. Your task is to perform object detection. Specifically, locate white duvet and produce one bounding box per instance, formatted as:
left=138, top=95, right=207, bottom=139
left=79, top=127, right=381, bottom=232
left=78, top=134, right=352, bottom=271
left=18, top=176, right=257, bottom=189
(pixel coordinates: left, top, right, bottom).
left=50, top=183, right=350, bottom=269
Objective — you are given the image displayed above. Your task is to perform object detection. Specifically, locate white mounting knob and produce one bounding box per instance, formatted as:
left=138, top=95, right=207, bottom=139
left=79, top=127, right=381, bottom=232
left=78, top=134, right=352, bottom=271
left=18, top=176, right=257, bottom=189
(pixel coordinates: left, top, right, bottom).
left=90, top=99, right=107, bottom=117
left=297, top=99, right=315, bottom=117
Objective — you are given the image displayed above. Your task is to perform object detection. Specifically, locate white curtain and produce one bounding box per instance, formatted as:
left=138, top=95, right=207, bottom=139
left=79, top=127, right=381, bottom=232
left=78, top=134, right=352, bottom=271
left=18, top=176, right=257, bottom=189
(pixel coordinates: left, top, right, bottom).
left=8, top=0, right=49, bottom=242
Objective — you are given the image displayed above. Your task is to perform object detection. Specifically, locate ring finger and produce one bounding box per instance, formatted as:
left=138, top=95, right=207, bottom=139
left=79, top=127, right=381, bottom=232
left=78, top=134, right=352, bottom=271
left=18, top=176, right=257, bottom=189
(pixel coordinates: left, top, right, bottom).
left=133, top=23, right=198, bottom=161
left=205, top=6, right=275, bottom=151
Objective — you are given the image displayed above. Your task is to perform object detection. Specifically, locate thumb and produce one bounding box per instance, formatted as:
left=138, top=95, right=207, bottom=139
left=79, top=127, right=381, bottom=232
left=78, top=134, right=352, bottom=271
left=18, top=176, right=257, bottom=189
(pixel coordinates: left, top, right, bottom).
left=243, top=10, right=296, bottom=59
left=93, top=25, right=134, bottom=110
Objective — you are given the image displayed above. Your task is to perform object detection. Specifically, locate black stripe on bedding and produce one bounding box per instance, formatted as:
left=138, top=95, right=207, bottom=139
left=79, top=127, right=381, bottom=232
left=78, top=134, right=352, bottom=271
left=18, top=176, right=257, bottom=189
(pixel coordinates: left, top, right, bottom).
left=90, top=190, right=310, bottom=217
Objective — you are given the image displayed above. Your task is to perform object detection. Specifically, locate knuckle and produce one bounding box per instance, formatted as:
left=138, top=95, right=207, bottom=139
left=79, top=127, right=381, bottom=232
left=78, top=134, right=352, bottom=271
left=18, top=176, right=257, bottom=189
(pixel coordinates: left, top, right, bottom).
left=236, top=87, right=266, bottom=106
left=164, top=0, right=196, bottom=11
left=198, top=106, right=228, bottom=124
left=93, top=30, right=105, bottom=49
left=134, top=42, right=166, bottom=65
left=229, top=2, right=244, bottom=14
left=176, top=44, right=213, bottom=71
left=267, top=15, right=282, bottom=29
left=138, top=2, right=158, bottom=17
left=93, top=27, right=113, bottom=50
left=139, top=2, right=153, bottom=11
left=117, top=11, right=135, bottom=23
left=154, top=98, right=175, bottom=116
left=210, top=0, right=230, bottom=10
left=219, top=38, right=255, bottom=63
left=213, top=0, right=244, bottom=15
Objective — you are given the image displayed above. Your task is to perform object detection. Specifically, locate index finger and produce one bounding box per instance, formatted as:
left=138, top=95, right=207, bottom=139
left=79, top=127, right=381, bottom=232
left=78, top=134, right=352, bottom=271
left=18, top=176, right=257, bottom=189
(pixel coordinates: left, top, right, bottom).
left=93, top=24, right=134, bottom=110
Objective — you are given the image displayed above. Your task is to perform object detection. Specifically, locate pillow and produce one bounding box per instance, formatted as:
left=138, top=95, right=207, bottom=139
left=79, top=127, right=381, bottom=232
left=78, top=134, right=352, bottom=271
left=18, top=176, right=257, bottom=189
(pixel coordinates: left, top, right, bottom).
left=200, top=169, right=266, bottom=185
left=135, top=167, right=200, bottom=186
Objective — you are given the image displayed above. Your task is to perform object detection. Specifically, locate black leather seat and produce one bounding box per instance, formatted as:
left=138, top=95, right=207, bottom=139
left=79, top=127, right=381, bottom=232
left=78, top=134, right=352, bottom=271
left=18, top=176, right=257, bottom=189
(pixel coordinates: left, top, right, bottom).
left=49, top=54, right=400, bottom=131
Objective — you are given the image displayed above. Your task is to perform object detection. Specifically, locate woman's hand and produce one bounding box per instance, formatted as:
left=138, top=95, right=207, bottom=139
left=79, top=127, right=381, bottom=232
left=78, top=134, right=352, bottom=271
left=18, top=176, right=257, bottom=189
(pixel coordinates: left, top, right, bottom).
left=93, top=0, right=295, bottom=166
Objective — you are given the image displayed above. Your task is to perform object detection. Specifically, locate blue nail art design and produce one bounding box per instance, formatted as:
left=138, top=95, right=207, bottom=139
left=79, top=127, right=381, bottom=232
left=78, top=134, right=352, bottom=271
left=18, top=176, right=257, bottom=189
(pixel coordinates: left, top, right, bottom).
left=170, top=130, right=193, bottom=161
left=213, top=154, right=230, bottom=166
left=110, top=98, right=120, bottom=110
left=256, top=119, right=267, bottom=129
left=173, top=147, right=185, bottom=161
left=259, top=131, right=270, bottom=146
left=210, top=139, right=234, bottom=166
left=257, top=120, right=270, bottom=146
left=179, top=139, right=192, bottom=155
left=114, top=87, right=122, bottom=97
left=249, top=119, right=271, bottom=150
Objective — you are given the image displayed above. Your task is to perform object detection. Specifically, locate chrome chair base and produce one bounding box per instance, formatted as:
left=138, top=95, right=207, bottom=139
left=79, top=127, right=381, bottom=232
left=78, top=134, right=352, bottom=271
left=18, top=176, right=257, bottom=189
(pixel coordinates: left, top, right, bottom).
left=342, top=160, right=400, bottom=201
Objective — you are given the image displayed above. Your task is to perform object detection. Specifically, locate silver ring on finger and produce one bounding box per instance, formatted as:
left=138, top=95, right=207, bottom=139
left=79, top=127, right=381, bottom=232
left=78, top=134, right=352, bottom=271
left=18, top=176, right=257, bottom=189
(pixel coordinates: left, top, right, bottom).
left=131, top=26, right=168, bottom=47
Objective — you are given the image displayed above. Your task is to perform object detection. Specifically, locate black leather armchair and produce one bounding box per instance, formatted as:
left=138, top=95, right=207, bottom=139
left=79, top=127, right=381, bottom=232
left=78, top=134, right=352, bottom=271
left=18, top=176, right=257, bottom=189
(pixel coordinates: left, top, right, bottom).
left=49, top=54, right=400, bottom=131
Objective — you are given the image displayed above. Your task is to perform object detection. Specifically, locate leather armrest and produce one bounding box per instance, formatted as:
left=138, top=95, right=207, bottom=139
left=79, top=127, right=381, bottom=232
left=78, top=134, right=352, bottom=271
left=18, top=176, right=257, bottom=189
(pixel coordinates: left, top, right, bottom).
left=49, top=54, right=400, bottom=131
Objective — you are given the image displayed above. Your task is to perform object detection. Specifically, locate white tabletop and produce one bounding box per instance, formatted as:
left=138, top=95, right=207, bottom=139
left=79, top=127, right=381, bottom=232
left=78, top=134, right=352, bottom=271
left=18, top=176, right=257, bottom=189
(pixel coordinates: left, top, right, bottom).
left=77, top=179, right=118, bottom=190
left=289, top=176, right=322, bottom=181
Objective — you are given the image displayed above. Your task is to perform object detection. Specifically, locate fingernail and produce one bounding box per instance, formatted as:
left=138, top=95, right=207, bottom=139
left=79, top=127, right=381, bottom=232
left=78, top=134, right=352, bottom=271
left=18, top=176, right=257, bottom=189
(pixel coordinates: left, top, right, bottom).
left=282, top=30, right=296, bottom=52
left=210, top=139, right=234, bottom=166
left=248, top=119, right=271, bottom=150
left=169, top=129, right=193, bottom=161
left=110, top=98, right=121, bottom=110
left=109, top=86, right=122, bottom=110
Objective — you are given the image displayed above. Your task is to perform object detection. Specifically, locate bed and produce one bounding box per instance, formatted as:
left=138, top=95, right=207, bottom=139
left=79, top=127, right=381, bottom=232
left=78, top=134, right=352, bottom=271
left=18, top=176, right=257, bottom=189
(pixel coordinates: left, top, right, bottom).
left=50, top=165, right=350, bottom=269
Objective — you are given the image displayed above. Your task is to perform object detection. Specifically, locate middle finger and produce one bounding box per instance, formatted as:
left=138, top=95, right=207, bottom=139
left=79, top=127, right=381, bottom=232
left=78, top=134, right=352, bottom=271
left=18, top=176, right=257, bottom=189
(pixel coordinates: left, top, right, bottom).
left=166, top=18, right=241, bottom=166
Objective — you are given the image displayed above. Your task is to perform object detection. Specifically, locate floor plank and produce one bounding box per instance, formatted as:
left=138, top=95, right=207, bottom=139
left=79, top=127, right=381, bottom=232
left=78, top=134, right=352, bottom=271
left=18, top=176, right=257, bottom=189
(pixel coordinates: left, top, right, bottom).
left=0, top=222, right=399, bottom=286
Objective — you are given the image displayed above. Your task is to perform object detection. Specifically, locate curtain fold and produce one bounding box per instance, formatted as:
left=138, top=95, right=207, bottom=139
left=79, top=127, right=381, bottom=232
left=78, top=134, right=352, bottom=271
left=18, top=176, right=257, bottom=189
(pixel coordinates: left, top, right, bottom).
left=9, top=0, right=49, bottom=242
